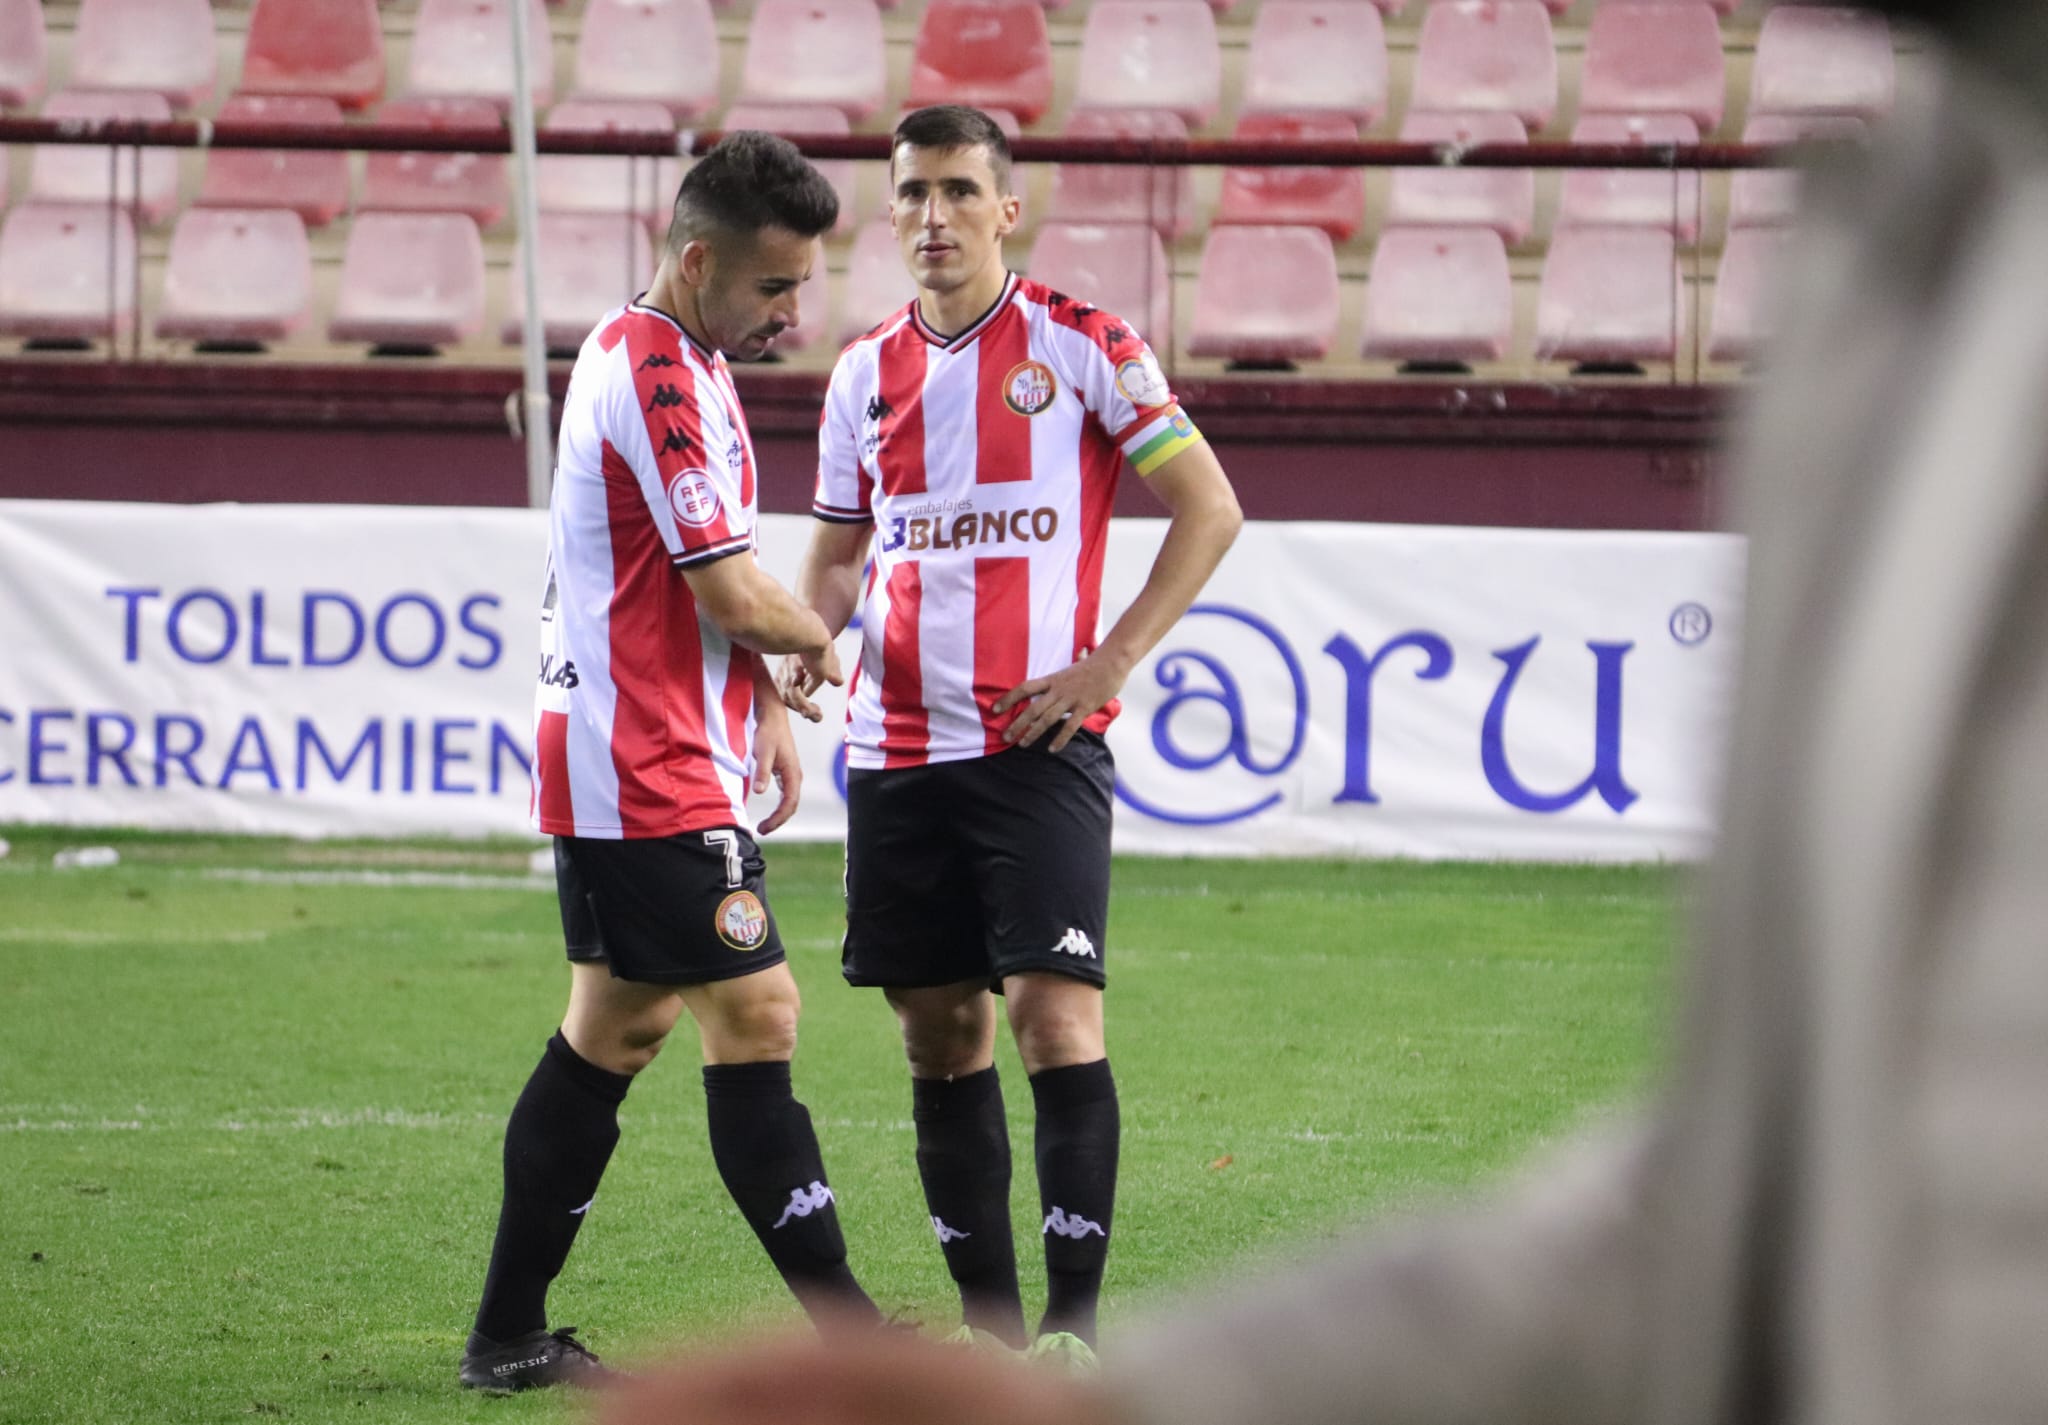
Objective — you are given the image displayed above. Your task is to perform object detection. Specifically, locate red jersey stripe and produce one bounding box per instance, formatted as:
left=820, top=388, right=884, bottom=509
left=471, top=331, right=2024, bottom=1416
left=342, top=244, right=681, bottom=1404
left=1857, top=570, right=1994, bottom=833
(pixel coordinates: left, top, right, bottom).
left=721, top=645, right=756, bottom=766
left=974, top=300, right=1036, bottom=486
left=973, top=556, right=1031, bottom=753
left=875, top=326, right=929, bottom=498
left=536, top=707, right=575, bottom=830
left=601, top=439, right=694, bottom=834
left=879, top=560, right=930, bottom=767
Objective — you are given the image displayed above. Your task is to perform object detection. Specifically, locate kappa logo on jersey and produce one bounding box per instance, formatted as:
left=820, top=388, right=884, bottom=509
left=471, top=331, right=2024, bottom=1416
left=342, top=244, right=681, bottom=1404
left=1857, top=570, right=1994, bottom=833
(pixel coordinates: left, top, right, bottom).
left=538, top=653, right=579, bottom=690
left=646, top=383, right=686, bottom=412
left=658, top=427, right=696, bottom=459
left=861, top=394, right=894, bottom=455
left=667, top=467, right=724, bottom=528
left=1003, top=360, right=1058, bottom=417
left=1102, top=323, right=1131, bottom=347
left=1115, top=350, right=1172, bottom=409
left=932, top=1216, right=971, bottom=1244
left=882, top=505, right=1061, bottom=554
left=726, top=437, right=744, bottom=472
left=865, top=395, right=894, bottom=424
left=637, top=352, right=678, bottom=371
left=1052, top=927, right=1096, bottom=959
left=715, top=889, right=769, bottom=951
left=1043, top=1206, right=1107, bottom=1240
left=772, top=1182, right=836, bottom=1229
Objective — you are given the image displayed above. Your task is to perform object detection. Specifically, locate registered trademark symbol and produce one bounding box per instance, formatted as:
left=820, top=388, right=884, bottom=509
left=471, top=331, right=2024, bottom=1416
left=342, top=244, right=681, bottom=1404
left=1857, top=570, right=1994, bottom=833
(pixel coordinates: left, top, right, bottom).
left=1669, top=603, right=1712, bottom=647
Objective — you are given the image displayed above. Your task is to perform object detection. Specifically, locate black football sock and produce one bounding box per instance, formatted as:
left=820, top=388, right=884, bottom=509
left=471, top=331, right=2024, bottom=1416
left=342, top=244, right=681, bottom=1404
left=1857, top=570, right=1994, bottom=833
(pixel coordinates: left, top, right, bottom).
left=472, top=1032, right=633, bottom=1345
left=1031, top=1059, right=1119, bottom=1346
left=912, top=1067, right=1027, bottom=1347
left=703, top=1061, right=882, bottom=1330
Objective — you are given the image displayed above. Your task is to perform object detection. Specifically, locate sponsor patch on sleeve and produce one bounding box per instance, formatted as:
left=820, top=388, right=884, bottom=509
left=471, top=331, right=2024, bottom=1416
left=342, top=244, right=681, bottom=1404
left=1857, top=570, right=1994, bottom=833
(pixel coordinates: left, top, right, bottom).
left=668, top=468, right=724, bottom=529
left=1114, top=348, right=1173, bottom=410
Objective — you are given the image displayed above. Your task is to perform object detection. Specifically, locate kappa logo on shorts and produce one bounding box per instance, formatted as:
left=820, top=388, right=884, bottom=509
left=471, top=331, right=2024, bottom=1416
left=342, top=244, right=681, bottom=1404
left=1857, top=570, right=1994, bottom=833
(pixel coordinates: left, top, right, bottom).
left=715, top=890, right=769, bottom=951
left=1052, top=928, right=1097, bottom=959
left=1003, top=360, right=1058, bottom=417
left=668, top=467, right=723, bottom=529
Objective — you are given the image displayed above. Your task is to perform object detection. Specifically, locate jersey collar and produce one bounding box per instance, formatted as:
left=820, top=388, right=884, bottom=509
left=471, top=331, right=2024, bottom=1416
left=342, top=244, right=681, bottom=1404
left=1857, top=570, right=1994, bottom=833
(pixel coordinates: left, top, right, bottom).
left=628, top=294, right=720, bottom=365
left=909, top=272, right=1019, bottom=352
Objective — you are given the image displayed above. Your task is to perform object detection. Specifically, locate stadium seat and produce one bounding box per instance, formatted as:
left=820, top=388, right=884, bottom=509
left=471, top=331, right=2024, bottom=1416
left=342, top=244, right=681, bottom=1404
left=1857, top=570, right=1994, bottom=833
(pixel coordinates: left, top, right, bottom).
left=1025, top=222, right=1172, bottom=350
left=69, top=0, right=216, bottom=110
left=409, top=0, right=556, bottom=113
left=1214, top=111, right=1363, bottom=242
left=1187, top=225, right=1337, bottom=366
left=1708, top=225, right=1787, bottom=366
left=839, top=219, right=916, bottom=343
left=740, top=0, right=888, bottom=120
left=199, top=96, right=351, bottom=227
left=1603, top=0, right=1738, bottom=14
left=156, top=208, right=313, bottom=346
left=1557, top=113, right=1702, bottom=241
left=330, top=212, right=488, bottom=350
left=1536, top=227, right=1687, bottom=368
left=502, top=211, right=654, bottom=351
left=1728, top=113, right=1865, bottom=229
left=537, top=99, right=682, bottom=223
left=1074, top=0, right=1221, bottom=128
left=907, top=0, right=1054, bottom=127
left=28, top=91, right=180, bottom=226
left=1751, top=6, right=1895, bottom=121
left=1361, top=226, right=1512, bottom=368
left=362, top=96, right=510, bottom=227
left=1580, top=5, right=1726, bottom=133
left=1384, top=109, right=1531, bottom=245
left=777, top=261, right=830, bottom=354
left=1242, top=2, right=1388, bottom=127
left=1410, top=1, right=1557, bottom=135
left=0, top=204, right=137, bottom=343
left=1047, top=108, right=1194, bottom=240
left=0, top=0, right=46, bottom=110
left=241, top=0, right=387, bottom=110
left=573, top=0, right=720, bottom=120
left=721, top=104, right=853, bottom=234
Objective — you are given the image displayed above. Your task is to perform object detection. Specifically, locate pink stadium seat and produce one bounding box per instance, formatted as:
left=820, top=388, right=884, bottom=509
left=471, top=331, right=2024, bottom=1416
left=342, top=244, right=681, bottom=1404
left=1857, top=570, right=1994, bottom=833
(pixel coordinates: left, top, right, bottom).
left=1214, top=111, right=1363, bottom=242
left=740, top=0, right=888, bottom=120
left=908, top=0, right=1054, bottom=126
left=573, top=0, right=720, bottom=120
left=1187, top=226, right=1337, bottom=366
left=537, top=100, right=681, bottom=223
left=1604, top=0, right=1738, bottom=14
left=1385, top=109, right=1531, bottom=244
left=408, top=0, right=556, bottom=113
left=1048, top=108, right=1194, bottom=240
left=242, top=0, right=386, bottom=110
left=199, top=95, right=352, bottom=227
left=1242, top=2, right=1388, bottom=127
left=503, top=211, right=653, bottom=350
left=1026, top=222, right=1172, bottom=350
left=1411, top=1, right=1557, bottom=134
left=0, top=0, right=47, bottom=110
left=69, top=0, right=216, bottom=110
left=1751, top=6, right=1894, bottom=120
left=363, top=96, right=510, bottom=227
left=1074, top=0, right=1221, bottom=128
left=1708, top=225, right=1788, bottom=366
left=330, top=212, right=488, bottom=349
left=1537, top=227, right=1687, bottom=368
left=839, top=219, right=916, bottom=343
left=722, top=104, right=853, bottom=234
left=1729, top=113, right=1865, bottom=229
left=1558, top=113, right=1701, bottom=241
left=1362, top=226, right=1512, bottom=367
left=156, top=208, right=313, bottom=345
left=0, top=204, right=137, bottom=342
left=1581, top=5, right=1726, bottom=133
left=29, top=91, right=180, bottom=226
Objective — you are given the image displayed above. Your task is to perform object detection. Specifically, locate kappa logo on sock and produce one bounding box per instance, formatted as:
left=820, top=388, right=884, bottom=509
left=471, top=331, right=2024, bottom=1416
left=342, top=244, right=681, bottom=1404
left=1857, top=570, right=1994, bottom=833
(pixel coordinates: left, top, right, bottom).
left=569, top=1197, right=595, bottom=1216
left=1043, top=1206, right=1107, bottom=1240
left=932, top=1216, right=971, bottom=1244
left=1052, top=928, right=1097, bottom=959
left=772, top=1181, right=836, bottom=1229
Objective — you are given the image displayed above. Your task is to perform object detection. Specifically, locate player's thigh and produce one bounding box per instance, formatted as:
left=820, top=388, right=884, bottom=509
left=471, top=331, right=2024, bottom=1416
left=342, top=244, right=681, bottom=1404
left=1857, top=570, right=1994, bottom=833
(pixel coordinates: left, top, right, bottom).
left=678, top=960, right=804, bottom=1065
left=841, top=764, right=986, bottom=988
left=562, top=960, right=688, bottom=1075
left=884, top=979, right=999, bottom=1078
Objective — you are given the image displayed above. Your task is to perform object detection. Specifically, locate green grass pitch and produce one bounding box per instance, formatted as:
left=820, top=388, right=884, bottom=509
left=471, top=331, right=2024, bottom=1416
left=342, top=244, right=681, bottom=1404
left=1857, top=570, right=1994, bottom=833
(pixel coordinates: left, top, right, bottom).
left=0, top=827, right=1681, bottom=1424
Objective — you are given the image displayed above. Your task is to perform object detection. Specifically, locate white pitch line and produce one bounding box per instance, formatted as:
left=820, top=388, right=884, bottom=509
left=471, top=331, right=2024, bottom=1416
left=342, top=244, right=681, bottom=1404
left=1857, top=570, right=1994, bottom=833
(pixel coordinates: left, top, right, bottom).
left=191, top=868, right=554, bottom=892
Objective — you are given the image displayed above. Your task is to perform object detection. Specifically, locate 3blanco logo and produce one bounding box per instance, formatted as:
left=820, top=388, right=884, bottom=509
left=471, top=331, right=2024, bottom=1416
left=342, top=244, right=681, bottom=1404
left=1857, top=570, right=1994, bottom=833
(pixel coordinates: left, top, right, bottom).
left=772, top=1181, right=836, bottom=1229
left=1052, top=928, right=1096, bottom=959
left=1043, top=1206, right=1106, bottom=1240
left=932, top=1216, right=971, bottom=1244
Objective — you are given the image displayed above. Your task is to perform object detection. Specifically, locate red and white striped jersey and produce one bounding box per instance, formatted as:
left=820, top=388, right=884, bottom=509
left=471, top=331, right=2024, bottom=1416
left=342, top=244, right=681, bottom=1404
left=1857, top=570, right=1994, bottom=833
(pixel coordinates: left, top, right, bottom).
left=814, top=273, right=1204, bottom=770
left=531, top=300, right=765, bottom=838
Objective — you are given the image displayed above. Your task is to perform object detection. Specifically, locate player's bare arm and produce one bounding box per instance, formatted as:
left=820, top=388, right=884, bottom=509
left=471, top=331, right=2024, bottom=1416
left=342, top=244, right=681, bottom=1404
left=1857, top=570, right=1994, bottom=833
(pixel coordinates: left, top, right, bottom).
left=996, top=440, right=1243, bottom=752
left=776, top=519, right=873, bottom=723
left=684, top=549, right=845, bottom=697
left=750, top=660, right=805, bottom=835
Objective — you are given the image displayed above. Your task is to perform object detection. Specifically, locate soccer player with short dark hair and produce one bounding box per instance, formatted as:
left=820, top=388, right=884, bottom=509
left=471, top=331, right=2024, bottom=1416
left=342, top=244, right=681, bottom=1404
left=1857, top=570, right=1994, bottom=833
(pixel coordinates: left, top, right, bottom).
left=460, top=132, right=882, bottom=1393
left=778, top=104, right=1244, bottom=1364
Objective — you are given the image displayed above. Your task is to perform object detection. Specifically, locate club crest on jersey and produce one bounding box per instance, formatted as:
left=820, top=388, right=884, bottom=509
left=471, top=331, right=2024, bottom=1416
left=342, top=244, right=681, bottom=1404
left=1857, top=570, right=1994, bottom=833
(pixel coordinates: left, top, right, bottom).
left=668, top=468, right=723, bottom=529
left=1115, top=350, right=1172, bottom=409
left=716, top=890, right=769, bottom=951
left=1003, top=360, right=1058, bottom=417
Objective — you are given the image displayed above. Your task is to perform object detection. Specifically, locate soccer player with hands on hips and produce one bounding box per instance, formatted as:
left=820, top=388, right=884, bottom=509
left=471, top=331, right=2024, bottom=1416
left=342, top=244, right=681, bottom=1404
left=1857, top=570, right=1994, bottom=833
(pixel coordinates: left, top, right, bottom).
left=777, top=105, right=1243, bottom=1366
left=460, top=133, right=885, bottom=1394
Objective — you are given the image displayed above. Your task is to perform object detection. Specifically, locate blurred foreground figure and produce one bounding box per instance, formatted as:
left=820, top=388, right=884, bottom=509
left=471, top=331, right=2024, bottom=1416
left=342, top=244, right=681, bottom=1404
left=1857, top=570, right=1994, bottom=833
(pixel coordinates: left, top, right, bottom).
left=602, top=6, right=2048, bottom=1422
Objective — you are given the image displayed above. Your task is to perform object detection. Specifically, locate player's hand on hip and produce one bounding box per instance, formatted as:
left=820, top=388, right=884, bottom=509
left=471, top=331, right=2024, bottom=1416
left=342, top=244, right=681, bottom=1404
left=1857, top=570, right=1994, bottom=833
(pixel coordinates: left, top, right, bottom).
left=751, top=716, right=804, bottom=835
left=776, top=653, right=826, bottom=723
left=994, top=651, right=1127, bottom=753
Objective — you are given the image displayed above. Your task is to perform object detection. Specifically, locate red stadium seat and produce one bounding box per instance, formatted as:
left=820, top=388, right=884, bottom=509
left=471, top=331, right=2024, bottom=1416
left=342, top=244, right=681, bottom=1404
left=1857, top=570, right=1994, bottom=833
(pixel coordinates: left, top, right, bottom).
left=362, top=96, right=510, bottom=227
left=1729, top=114, right=1865, bottom=229
left=0, top=204, right=137, bottom=343
left=242, top=0, right=387, bottom=111
left=1537, top=227, right=1687, bottom=368
left=1362, top=226, right=1512, bottom=367
left=408, top=0, right=556, bottom=113
left=1187, top=225, right=1337, bottom=366
left=1214, top=111, right=1363, bottom=243
left=740, top=0, right=888, bottom=121
left=1074, top=0, right=1221, bottom=128
left=1708, top=225, right=1788, bottom=366
left=1026, top=222, right=1172, bottom=350
left=907, top=0, right=1054, bottom=126
left=1048, top=108, right=1194, bottom=241
left=502, top=211, right=654, bottom=350
left=839, top=219, right=916, bottom=343
left=1385, top=109, right=1531, bottom=245
left=330, top=212, right=488, bottom=349
left=536, top=99, right=681, bottom=223
left=199, top=96, right=352, bottom=227
left=1558, top=113, right=1701, bottom=241
left=29, top=91, right=180, bottom=226
left=69, top=0, right=216, bottom=111
left=0, top=0, right=47, bottom=110
left=1243, top=2, right=1388, bottom=127
left=1751, top=6, right=1894, bottom=121
left=156, top=208, right=313, bottom=346
left=573, top=0, right=720, bottom=120
left=1580, top=5, right=1726, bottom=133
left=1411, top=1, right=1557, bottom=135
left=722, top=104, right=853, bottom=234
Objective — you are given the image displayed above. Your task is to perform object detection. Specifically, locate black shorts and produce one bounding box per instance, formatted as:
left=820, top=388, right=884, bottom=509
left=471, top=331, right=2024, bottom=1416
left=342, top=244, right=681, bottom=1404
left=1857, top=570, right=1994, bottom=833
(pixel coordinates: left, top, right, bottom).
left=555, top=827, right=785, bottom=986
left=842, top=731, right=1114, bottom=991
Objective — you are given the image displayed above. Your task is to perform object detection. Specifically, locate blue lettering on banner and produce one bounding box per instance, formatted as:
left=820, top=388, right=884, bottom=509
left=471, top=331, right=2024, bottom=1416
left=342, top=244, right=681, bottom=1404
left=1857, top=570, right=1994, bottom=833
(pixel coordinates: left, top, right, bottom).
left=297, top=718, right=382, bottom=791
left=399, top=719, right=416, bottom=793
left=167, top=589, right=237, bottom=665
left=1324, top=631, right=1455, bottom=807
left=28, top=709, right=75, bottom=786
left=86, top=711, right=140, bottom=787
left=457, top=595, right=504, bottom=670
left=249, top=591, right=290, bottom=667
left=107, top=586, right=161, bottom=663
left=303, top=592, right=366, bottom=668
left=0, top=708, right=12, bottom=784
left=488, top=722, right=530, bottom=795
left=154, top=715, right=206, bottom=787
left=218, top=717, right=282, bottom=791
left=433, top=719, right=477, bottom=794
left=375, top=594, right=447, bottom=671
left=1480, top=638, right=1639, bottom=815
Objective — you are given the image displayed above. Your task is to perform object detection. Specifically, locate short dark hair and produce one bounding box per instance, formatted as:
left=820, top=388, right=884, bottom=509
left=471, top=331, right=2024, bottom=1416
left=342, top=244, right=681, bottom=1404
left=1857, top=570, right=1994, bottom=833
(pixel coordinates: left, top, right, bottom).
left=892, top=105, right=1013, bottom=196
left=667, top=130, right=840, bottom=253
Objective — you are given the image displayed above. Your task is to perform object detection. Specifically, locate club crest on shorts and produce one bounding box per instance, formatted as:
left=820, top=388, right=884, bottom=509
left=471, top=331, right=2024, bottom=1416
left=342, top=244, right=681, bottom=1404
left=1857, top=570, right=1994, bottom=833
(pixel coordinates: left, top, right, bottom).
left=715, top=890, right=769, bottom=951
left=1114, top=349, right=1171, bottom=408
left=667, top=468, right=723, bottom=529
left=1003, top=360, right=1058, bottom=417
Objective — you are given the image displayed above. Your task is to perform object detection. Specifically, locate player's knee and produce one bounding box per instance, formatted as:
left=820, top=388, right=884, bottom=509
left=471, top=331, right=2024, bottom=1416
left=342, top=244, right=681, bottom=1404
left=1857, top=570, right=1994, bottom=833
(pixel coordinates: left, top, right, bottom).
left=1009, top=1003, right=1104, bottom=1074
left=894, top=1003, right=988, bottom=1078
left=716, top=992, right=801, bottom=1061
left=614, top=1022, right=672, bottom=1074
